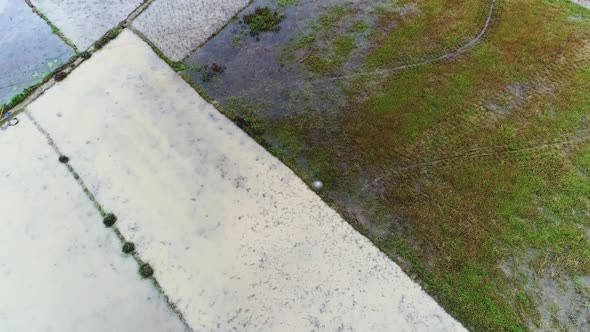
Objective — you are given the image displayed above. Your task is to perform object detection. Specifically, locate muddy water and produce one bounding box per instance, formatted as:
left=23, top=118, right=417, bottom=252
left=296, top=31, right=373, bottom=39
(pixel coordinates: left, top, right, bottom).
left=0, top=0, right=74, bottom=105
left=183, top=0, right=386, bottom=120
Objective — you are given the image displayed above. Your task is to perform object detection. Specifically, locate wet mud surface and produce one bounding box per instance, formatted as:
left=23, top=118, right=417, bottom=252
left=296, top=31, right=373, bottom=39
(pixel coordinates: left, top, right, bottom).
left=184, top=0, right=381, bottom=121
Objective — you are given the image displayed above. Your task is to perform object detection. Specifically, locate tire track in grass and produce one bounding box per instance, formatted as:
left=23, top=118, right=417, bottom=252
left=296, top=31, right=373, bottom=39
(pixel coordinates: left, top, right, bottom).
left=360, top=48, right=590, bottom=191
left=215, top=0, right=497, bottom=102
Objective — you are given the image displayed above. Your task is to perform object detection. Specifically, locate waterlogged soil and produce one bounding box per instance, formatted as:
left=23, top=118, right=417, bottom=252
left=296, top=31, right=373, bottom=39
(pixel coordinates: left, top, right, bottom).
left=0, top=0, right=75, bottom=105
left=184, top=0, right=590, bottom=330
left=184, top=0, right=387, bottom=121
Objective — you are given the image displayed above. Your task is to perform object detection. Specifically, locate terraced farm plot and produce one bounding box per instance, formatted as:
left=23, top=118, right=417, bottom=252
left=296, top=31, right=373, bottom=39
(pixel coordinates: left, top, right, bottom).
left=183, top=0, right=590, bottom=330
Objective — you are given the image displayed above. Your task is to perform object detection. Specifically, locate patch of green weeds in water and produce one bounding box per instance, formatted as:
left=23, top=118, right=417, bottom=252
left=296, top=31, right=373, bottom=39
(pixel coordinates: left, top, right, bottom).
left=305, top=55, right=340, bottom=75
left=290, top=34, right=316, bottom=50
left=334, top=36, right=356, bottom=57
left=314, top=5, right=354, bottom=32
left=222, top=97, right=268, bottom=143
left=280, top=4, right=359, bottom=75
left=349, top=20, right=369, bottom=33
left=275, top=0, right=300, bottom=6
left=243, top=7, right=285, bottom=35
left=303, top=35, right=357, bottom=75
left=279, top=34, right=316, bottom=62
left=196, top=63, right=226, bottom=82
left=232, top=34, right=244, bottom=48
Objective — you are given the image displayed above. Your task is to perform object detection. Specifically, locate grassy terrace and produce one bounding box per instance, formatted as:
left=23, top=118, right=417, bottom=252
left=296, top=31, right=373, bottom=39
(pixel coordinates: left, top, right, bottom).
left=188, top=0, right=590, bottom=329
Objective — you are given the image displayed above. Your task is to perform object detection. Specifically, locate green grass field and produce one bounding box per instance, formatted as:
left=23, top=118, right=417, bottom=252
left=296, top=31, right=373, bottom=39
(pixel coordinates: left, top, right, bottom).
left=193, top=0, right=590, bottom=329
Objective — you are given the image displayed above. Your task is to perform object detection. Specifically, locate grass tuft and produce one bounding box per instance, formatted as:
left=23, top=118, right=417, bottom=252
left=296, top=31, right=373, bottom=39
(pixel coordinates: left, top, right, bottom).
left=243, top=7, right=285, bottom=34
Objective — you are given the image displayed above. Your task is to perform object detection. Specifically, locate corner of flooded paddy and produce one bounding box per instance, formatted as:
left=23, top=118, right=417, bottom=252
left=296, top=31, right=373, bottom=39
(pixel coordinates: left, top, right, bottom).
left=177, top=0, right=590, bottom=330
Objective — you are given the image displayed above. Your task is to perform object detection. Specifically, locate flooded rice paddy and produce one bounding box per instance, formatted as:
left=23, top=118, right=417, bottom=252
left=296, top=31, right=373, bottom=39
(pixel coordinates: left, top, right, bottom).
left=184, top=0, right=388, bottom=117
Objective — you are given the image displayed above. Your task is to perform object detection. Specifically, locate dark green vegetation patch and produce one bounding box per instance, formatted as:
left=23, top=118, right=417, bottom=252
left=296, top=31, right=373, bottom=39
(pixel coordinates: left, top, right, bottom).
left=243, top=6, right=285, bottom=34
